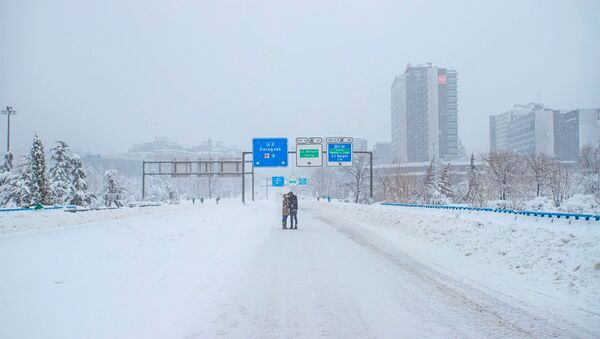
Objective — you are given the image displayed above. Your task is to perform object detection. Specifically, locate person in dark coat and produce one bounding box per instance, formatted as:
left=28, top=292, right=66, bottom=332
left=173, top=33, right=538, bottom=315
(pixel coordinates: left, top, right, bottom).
left=282, top=193, right=290, bottom=229
left=288, top=191, right=298, bottom=229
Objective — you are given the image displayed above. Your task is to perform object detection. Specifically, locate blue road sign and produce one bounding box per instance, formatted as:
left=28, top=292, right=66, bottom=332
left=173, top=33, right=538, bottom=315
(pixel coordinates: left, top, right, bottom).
left=327, top=143, right=352, bottom=165
left=272, top=176, right=285, bottom=187
left=299, top=177, right=308, bottom=186
left=253, top=138, right=288, bottom=167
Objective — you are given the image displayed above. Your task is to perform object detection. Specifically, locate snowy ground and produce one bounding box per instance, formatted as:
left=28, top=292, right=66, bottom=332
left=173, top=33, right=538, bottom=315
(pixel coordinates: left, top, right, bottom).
left=0, top=199, right=598, bottom=338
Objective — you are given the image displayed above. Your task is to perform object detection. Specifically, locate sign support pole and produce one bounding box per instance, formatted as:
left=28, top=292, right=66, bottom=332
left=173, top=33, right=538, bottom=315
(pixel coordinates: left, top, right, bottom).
left=369, top=151, right=373, bottom=198
left=142, top=161, right=146, bottom=200
left=241, top=152, right=248, bottom=204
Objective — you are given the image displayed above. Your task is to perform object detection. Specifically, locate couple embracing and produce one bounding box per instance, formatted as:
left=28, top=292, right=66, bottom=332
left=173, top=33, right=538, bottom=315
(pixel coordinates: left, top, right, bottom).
left=282, top=192, right=298, bottom=230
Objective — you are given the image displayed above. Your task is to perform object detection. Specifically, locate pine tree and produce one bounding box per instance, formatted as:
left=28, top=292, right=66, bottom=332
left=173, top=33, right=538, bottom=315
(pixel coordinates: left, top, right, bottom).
left=422, top=159, right=437, bottom=203
left=11, top=155, right=33, bottom=207
left=0, top=152, right=13, bottom=172
left=438, top=163, right=454, bottom=200
left=49, top=141, right=73, bottom=204
left=0, top=152, right=15, bottom=206
left=105, top=169, right=127, bottom=207
left=463, top=153, right=483, bottom=206
left=70, top=155, right=91, bottom=206
left=30, top=135, right=52, bottom=205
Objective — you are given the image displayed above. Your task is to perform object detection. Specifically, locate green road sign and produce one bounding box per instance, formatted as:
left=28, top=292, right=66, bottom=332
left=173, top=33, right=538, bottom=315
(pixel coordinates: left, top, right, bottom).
left=296, top=144, right=323, bottom=167
left=296, top=143, right=323, bottom=167
left=300, top=149, right=319, bottom=158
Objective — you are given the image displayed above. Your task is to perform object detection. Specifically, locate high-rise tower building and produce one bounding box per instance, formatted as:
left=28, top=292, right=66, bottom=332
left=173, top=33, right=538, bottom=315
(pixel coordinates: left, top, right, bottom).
left=391, top=63, right=458, bottom=163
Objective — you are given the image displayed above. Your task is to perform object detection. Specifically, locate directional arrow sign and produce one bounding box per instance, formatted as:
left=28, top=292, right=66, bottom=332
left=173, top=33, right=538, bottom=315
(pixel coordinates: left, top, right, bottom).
left=253, top=138, right=288, bottom=167
left=272, top=176, right=285, bottom=187
left=296, top=144, right=323, bottom=167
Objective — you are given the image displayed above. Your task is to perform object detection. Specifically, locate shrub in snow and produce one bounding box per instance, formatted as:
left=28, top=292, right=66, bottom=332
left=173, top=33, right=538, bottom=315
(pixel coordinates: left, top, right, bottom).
left=560, top=194, right=599, bottom=214
left=523, top=196, right=554, bottom=211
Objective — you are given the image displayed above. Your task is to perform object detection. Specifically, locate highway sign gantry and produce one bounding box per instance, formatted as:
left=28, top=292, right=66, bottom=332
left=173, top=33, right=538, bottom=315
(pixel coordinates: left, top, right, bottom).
left=252, top=138, right=288, bottom=167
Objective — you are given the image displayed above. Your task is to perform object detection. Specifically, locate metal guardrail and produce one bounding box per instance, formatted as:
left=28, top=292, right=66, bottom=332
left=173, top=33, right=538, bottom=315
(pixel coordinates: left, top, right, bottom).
left=380, top=203, right=600, bottom=221
left=0, top=205, right=76, bottom=212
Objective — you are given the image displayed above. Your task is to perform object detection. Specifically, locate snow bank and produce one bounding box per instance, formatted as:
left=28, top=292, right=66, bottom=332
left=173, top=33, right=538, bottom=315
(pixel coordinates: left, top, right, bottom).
left=0, top=201, right=200, bottom=235
left=320, top=202, right=600, bottom=308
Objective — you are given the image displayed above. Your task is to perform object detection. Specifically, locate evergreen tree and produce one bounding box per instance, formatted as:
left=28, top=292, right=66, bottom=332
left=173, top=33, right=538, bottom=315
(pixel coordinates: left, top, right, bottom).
left=30, top=135, right=52, bottom=205
left=105, top=169, right=127, bottom=206
left=0, top=152, right=15, bottom=206
left=0, top=152, right=13, bottom=172
left=438, top=163, right=454, bottom=200
left=49, top=141, right=73, bottom=204
left=463, top=153, right=484, bottom=206
left=70, top=155, right=91, bottom=206
left=421, top=159, right=437, bottom=203
left=11, top=155, right=33, bottom=207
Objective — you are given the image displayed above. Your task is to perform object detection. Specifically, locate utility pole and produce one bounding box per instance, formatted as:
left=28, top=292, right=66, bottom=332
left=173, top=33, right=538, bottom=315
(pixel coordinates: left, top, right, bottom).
left=208, top=138, right=212, bottom=198
left=1, top=106, right=17, bottom=153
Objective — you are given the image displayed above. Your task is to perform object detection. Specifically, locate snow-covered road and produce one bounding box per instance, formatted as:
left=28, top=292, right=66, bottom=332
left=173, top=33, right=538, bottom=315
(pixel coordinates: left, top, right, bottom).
left=1, top=200, right=598, bottom=338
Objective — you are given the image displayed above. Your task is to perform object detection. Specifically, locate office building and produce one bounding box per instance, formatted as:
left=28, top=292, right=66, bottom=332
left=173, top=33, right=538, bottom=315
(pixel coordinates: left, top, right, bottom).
left=489, top=104, right=599, bottom=160
left=391, top=63, right=458, bottom=163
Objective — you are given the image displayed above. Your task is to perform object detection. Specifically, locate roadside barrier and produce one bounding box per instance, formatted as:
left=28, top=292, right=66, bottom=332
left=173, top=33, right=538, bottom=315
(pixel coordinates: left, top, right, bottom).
left=0, top=205, right=76, bottom=212
left=380, top=203, right=600, bottom=221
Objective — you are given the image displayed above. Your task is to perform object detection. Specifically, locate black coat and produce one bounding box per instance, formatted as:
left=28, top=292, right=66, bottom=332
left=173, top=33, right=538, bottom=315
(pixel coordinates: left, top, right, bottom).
left=288, top=194, right=298, bottom=212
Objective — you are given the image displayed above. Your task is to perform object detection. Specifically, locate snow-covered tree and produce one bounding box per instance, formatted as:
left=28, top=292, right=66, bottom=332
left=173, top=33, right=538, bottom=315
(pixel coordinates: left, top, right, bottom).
left=104, top=169, right=127, bottom=206
left=70, top=154, right=91, bottom=206
left=49, top=141, right=74, bottom=204
left=343, top=154, right=371, bottom=203
left=462, top=154, right=484, bottom=206
left=578, top=145, right=600, bottom=202
left=30, top=135, right=52, bottom=205
left=11, top=155, right=33, bottom=207
left=547, top=160, right=571, bottom=207
left=484, top=151, right=524, bottom=201
left=526, top=153, right=552, bottom=197
left=0, top=152, right=13, bottom=172
left=437, top=163, right=454, bottom=201
left=0, top=152, right=16, bottom=205
left=421, top=159, right=437, bottom=204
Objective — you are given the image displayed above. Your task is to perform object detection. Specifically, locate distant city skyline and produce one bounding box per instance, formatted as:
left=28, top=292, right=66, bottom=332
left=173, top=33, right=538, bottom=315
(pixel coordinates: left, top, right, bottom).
left=1, top=0, right=598, bottom=156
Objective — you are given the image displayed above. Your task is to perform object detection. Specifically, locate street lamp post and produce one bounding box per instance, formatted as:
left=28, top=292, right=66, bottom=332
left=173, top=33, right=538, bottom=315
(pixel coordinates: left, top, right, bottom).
left=1, top=106, right=17, bottom=153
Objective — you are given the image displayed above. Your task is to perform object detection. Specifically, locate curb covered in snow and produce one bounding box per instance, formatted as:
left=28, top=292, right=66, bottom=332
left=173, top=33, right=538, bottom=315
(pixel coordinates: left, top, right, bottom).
left=380, top=203, right=600, bottom=221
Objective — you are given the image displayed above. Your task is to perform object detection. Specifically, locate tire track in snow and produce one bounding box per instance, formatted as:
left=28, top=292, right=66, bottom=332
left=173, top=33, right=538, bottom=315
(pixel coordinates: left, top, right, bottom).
left=314, top=211, right=593, bottom=338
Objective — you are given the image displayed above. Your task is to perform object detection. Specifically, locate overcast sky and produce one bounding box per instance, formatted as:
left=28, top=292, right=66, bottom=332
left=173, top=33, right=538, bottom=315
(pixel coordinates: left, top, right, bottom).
left=1, top=0, right=599, bottom=155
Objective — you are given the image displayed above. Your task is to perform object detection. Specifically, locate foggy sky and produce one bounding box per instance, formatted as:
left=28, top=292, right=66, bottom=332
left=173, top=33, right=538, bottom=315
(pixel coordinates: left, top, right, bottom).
left=1, top=0, right=599, bottom=155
